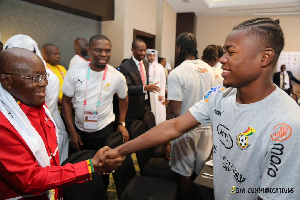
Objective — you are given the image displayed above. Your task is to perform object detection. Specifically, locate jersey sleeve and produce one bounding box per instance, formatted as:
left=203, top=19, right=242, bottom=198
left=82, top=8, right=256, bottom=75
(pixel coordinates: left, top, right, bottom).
left=259, top=122, right=300, bottom=200
left=62, top=69, right=75, bottom=98
left=116, top=73, right=128, bottom=99
left=0, top=124, right=90, bottom=195
left=167, top=71, right=183, bottom=101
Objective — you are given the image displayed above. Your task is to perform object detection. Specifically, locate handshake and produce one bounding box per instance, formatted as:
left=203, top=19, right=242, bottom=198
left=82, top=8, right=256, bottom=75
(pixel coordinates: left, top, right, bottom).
left=90, top=146, right=124, bottom=174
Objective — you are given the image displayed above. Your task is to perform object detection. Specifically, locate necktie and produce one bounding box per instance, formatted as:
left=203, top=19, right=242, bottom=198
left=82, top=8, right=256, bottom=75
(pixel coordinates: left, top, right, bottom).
left=283, top=73, right=286, bottom=88
left=139, top=62, right=146, bottom=86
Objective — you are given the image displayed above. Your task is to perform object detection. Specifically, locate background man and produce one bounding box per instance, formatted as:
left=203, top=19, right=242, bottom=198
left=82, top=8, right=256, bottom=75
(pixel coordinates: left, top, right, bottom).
left=273, top=64, right=300, bottom=95
left=119, top=39, right=160, bottom=133
left=145, top=49, right=166, bottom=125
left=0, top=48, right=124, bottom=200
left=42, top=44, right=67, bottom=106
left=69, top=37, right=89, bottom=69
left=202, top=44, right=224, bottom=86
left=102, top=18, right=300, bottom=200
left=167, top=32, right=215, bottom=200
left=62, top=35, right=129, bottom=152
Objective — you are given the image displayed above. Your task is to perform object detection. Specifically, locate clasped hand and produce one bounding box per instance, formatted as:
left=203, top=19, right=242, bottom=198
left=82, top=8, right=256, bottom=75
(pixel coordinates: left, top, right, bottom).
left=91, top=146, right=124, bottom=174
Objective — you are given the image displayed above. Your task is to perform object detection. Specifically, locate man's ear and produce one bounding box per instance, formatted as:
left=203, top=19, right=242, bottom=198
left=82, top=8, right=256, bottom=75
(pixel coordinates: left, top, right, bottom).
left=261, top=48, right=274, bottom=68
left=0, top=75, right=12, bottom=91
left=177, top=45, right=181, bottom=52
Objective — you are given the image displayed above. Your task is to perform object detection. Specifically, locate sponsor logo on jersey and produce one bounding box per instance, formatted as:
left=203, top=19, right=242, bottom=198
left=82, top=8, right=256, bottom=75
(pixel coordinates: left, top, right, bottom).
left=271, top=123, right=292, bottom=141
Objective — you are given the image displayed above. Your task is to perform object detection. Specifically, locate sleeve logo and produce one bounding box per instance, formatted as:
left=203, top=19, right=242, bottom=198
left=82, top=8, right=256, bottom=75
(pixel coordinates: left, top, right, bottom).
left=271, top=123, right=292, bottom=142
left=203, top=85, right=225, bottom=102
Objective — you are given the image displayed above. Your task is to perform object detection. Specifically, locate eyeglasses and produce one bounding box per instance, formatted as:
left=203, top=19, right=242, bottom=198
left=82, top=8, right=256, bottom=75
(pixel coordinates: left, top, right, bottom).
left=2, top=72, right=50, bottom=83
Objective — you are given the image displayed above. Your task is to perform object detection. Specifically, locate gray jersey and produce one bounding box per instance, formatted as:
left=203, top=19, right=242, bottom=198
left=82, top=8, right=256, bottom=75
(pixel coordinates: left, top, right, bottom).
left=190, top=85, right=300, bottom=200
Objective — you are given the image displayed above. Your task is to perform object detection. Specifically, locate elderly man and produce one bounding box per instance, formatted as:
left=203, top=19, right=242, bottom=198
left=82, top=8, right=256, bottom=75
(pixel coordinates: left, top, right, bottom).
left=69, top=38, right=89, bottom=69
left=0, top=48, right=124, bottom=200
left=102, top=18, right=300, bottom=200
left=3, top=34, right=69, bottom=164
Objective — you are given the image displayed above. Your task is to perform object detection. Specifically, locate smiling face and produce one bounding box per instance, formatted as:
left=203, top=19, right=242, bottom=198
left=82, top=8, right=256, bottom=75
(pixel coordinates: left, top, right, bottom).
left=132, top=41, right=146, bottom=61
left=0, top=48, right=48, bottom=107
left=89, top=39, right=111, bottom=70
left=220, top=29, right=264, bottom=89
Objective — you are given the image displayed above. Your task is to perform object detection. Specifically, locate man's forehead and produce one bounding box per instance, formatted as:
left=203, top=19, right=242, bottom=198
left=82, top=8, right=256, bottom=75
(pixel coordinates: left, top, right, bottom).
left=224, top=30, right=250, bottom=49
left=90, top=39, right=111, bottom=48
left=0, top=48, right=43, bottom=72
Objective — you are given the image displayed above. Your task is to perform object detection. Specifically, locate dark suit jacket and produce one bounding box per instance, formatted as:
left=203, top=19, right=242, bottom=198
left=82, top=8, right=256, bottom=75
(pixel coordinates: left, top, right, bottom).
left=119, top=57, right=150, bottom=118
left=273, top=71, right=300, bottom=91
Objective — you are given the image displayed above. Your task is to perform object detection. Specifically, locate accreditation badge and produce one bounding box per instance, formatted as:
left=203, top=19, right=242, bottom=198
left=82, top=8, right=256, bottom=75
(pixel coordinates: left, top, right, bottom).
left=83, top=111, right=98, bottom=130
left=48, top=189, right=55, bottom=200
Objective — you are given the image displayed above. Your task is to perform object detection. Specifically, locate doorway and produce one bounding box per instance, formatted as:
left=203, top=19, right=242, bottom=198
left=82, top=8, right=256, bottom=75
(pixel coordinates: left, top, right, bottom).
left=133, top=29, right=155, bottom=49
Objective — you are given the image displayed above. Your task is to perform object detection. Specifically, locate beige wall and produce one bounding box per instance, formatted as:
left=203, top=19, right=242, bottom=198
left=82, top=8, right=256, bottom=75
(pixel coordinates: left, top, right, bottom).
left=160, top=1, right=177, bottom=68
left=124, top=0, right=157, bottom=59
left=102, top=0, right=126, bottom=67
left=102, top=0, right=157, bottom=67
left=102, top=0, right=176, bottom=68
left=196, top=15, right=300, bottom=57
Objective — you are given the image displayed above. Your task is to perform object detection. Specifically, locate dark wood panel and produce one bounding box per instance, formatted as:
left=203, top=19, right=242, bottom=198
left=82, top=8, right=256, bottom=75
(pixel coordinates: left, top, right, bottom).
left=22, top=0, right=114, bottom=21
left=175, top=12, right=196, bottom=67
left=176, top=12, right=196, bottom=37
left=133, top=29, right=156, bottom=50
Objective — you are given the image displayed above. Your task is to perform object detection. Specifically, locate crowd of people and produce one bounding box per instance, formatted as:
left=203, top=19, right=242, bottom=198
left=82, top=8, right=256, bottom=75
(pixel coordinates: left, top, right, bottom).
left=0, top=17, right=300, bottom=200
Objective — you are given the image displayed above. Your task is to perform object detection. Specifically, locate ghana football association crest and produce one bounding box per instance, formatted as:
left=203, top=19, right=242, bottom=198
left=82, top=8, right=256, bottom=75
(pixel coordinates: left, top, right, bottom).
left=236, top=127, right=256, bottom=150
left=104, top=83, right=110, bottom=91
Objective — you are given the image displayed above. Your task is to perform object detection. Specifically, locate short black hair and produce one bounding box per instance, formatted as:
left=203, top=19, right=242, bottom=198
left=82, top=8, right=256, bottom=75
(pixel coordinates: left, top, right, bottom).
left=202, top=45, right=218, bottom=65
left=216, top=45, right=224, bottom=59
left=89, top=35, right=111, bottom=48
left=132, top=39, right=145, bottom=49
left=233, top=17, right=284, bottom=56
left=158, top=57, right=165, bottom=63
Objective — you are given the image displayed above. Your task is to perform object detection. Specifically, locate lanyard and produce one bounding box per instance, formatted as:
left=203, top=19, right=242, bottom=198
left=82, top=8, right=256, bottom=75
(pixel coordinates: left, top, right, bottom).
left=76, top=54, right=87, bottom=61
left=46, top=63, right=65, bottom=80
left=84, top=63, right=108, bottom=108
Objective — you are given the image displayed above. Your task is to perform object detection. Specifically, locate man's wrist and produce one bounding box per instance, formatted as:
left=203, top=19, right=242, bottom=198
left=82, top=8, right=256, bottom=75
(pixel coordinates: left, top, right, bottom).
left=118, top=122, right=126, bottom=126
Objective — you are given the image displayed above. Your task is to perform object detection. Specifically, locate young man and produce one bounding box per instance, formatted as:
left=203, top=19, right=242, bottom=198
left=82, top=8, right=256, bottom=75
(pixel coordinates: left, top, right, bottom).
left=69, top=38, right=89, bottom=69
left=167, top=33, right=215, bottom=200
left=145, top=49, right=166, bottom=125
left=0, top=48, right=124, bottom=200
left=42, top=44, right=67, bottom=106
left=101, top=18, right=300, bottom=200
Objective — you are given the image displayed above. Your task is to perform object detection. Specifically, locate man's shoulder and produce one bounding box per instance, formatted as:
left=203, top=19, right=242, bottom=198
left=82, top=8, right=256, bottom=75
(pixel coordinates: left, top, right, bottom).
left=58, top=65, right=67, bottom=71
left=107, top=65, right=124, bottom=78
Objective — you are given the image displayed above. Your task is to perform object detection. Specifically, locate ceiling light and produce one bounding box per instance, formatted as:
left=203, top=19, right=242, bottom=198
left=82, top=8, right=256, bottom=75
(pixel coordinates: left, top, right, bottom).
left=253, top=11, right=300, bottom=15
